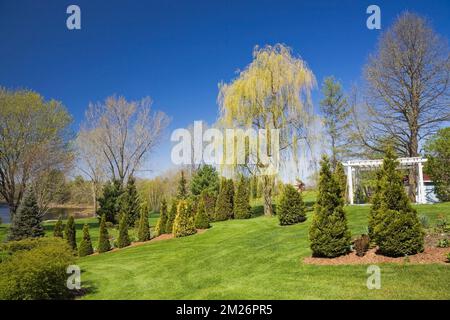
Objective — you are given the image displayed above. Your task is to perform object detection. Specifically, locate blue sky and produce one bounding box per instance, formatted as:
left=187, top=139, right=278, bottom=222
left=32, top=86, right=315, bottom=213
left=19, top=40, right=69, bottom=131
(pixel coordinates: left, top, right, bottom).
left=1, top=0, right=449, bottom=177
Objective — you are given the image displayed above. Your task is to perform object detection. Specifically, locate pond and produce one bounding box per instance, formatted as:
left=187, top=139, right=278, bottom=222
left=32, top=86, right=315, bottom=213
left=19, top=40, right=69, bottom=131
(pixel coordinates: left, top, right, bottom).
left=0, top=203, right=94, bottom=224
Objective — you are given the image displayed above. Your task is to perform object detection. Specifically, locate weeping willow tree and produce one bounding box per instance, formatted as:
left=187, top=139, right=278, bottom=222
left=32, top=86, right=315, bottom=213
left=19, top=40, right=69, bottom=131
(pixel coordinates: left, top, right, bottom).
left=218, top=44, right=315, bottom=216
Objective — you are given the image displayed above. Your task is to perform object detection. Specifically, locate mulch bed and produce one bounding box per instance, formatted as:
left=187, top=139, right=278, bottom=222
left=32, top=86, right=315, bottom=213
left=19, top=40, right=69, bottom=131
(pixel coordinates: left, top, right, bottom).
left=303, top=246, right=450, bottom=265
left=91, top=229, right=207, bottom=255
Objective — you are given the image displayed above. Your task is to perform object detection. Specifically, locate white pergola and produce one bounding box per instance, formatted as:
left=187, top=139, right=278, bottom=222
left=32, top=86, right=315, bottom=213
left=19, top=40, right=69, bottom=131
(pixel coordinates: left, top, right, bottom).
left=342, top=157, right=428, bottom=205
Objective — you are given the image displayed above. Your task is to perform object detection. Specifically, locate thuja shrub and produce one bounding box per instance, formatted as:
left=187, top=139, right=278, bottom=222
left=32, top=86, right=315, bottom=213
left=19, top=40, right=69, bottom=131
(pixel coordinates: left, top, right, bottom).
left=78, top=224, right=94, bottom=257
left=277, top=184, right=306, bottom=226
left=173, top=200, right=197, bottom=238
left=370, top=148, right=424, bottom=257
left=194, top=197, right=210, bottom=229
left=0, top=238, right=75, bottom=300
left=155, top=199, right=168, bottom=235
left=309, top=156, right=351, bottom=258
left=234, top=176, right=251, bottom=219
left=97, top=214, right=111, bottom=253
left=353, top=234, right=370, bottom=257
left=165, top=199, right=178, bottom=234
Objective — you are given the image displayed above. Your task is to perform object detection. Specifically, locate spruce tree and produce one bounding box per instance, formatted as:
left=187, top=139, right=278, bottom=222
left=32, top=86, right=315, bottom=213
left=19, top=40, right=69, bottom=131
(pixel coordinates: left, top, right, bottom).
left=98, top=214, right=111, bottom=253
left=8, top=188, right=44, bottom=241
left=119, top=176, right=141, bottom=227
left=369, top=147, right=424, bottom=256
left=173, top=200, right=197, bottom=237
left=165, top=199, right=178, bottom=233
left=53, top=216, right=64, bottom=238
left=64, top=216, right=77, bottom=251
left=78, top=224, right=94, bottom=257
left=138, top=202, right=151, bottom=242
left=155, top=199, right=168, bottom=235
left=214, top=178, right=234, bottom=221
left=309, top=156, right=351, bottom=257
left=278, top=184, right=306, bottom=225
left=97, top=179, right=123, bottom=224
left=177, top=171, right=188, bottom=199
left=194, top=197, right=210, bottom=229
left=117, top=213, right=131, bottom=248
left=234, top=176, right=251, bottom=219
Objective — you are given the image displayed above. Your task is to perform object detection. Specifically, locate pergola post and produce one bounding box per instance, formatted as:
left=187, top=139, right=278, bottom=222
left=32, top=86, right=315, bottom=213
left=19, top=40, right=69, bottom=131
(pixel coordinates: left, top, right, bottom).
left=347, top=165, right=354, bottom=205
left=417, top=162, right=425, bottom=204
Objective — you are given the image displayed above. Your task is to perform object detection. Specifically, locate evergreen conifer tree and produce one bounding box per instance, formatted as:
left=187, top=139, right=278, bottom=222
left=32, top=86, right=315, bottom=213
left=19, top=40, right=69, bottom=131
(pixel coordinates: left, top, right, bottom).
left=278, top=184, right=306, bottom=225
left=155, top=199, right=168, bottom=235
left=117, top=213, right=131, bottom=248
left=369, top=147, right=424, bottom=256
left=138, top=202, right=151, bottom=242
left=194, top=197, right=210, bottom=229
left=177, top=171, right=188, bottom=199
left=53, top=216, right=64, bottom=238
left=8, top=188, right=44, bottom=241
left=309, top=156, right=351, bottom=257
left=119, top=176, right=141, bottom=227
left=97, top=179, right=123, bottom=224
left=234, top=176, right=251, bottom=219
left=214, top=179, right=234, bottom=221
left=98, top=214, right=111, bottom=253
left=64, top=216, right=77, bottom=251
left=165, top=199, right=178, bottom=234
left=78, top=224, right=94, bottom=257
left=173, top=200, right=197, bottom=237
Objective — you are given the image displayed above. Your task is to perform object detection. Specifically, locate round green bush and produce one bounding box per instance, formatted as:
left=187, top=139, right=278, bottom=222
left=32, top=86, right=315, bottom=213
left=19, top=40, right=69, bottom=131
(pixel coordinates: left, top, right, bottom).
left=277, top=184, right=306, bottom=225
left=0, top=237, right=75, bottom=300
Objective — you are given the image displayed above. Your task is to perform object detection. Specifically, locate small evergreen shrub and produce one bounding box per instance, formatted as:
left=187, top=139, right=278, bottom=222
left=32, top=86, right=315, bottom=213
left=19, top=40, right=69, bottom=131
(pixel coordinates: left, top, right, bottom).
left=117, top=213, right=131, bottom=248
left=8, top=188, right=44, bottom=241
left=201, top=190, right=216, bottom=220
left=97, top=214, right=111, bottom=253
left=234, top=176, right=252, bottom=219
left=78, top=224, right=94, bottom=257
left=0, top=238, right=75, bottom=299
left=173, top=200, right=197, bottom=237
left=194, top=198, right=210, bottom=229
left=138, top=203, right=151, bottom=242
left=165, top=199, right=178, bottom=234
left=155, top=199, right=168, bottom=235
left=277, top=184, right=306, bottom=226
left=353, top=234, right=370, bottom=257
left=53, top=216, right=64, bottom=238
left=64, top=216, right=77, bottom=251
left=214, top=179, right=234, bottom=221
left=370, top=148, right=424, bottom=257
left=309, top=156, right=351, bottom=258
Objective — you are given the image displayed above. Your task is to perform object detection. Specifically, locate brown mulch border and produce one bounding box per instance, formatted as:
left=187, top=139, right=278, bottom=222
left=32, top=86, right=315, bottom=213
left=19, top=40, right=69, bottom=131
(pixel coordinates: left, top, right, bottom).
left=90, top=228, right=208, bottom=256
left=303, top=246, right=450, bottom=265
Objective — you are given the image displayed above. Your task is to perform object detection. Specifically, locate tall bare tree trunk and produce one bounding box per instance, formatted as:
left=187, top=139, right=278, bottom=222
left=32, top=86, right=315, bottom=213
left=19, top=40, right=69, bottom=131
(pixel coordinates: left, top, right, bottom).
left=263, top=175, right=274, bottom=216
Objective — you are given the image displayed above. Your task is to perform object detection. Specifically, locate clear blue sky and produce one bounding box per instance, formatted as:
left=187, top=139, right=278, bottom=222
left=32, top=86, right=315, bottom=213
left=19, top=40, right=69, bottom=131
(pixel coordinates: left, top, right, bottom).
left=1, top=0, right=449, bottom=176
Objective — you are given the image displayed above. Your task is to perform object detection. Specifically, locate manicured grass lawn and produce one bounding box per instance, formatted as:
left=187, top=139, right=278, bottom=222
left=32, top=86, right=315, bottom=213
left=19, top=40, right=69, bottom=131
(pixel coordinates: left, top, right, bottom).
left=76, top=202, right=449, bottom=300
left=1, top=202, right=448, bottom=299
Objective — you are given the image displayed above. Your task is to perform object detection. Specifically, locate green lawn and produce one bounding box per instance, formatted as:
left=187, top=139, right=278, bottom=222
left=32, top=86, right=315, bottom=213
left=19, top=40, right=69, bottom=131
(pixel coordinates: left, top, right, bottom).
left=1, top=202, right=449, bottom=299
left=78, top=202, right=449, bottom=300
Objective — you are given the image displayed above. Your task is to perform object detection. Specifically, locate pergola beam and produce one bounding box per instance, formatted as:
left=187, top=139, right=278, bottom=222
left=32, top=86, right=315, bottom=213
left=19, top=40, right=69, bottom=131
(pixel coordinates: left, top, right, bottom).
left=342, top=157, right=428, bottom=205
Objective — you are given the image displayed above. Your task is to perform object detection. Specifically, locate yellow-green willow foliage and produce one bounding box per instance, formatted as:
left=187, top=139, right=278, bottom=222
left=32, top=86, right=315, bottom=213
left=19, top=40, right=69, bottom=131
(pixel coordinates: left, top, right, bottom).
left=217, top=44, right=316, bottom=215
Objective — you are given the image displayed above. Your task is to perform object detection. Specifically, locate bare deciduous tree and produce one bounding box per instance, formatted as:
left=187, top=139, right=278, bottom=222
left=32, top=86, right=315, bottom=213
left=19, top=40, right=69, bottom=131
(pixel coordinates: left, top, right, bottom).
left=357, top=12, right=450, bottom=199
left=81, top=95, right=170, bottom=186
